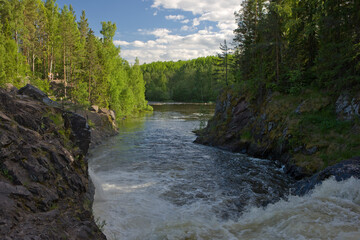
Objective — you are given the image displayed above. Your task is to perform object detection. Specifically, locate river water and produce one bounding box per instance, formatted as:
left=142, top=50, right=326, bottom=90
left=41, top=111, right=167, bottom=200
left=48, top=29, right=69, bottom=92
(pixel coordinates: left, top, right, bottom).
left=89, top=104, right=360, bottom=240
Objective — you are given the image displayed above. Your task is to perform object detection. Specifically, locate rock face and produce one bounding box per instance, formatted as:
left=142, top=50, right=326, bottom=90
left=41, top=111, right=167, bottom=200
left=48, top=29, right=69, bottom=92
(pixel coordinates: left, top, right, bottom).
left=0, top=86, right=106, bottom=239
left=195, top=89, right=360, bottom=179
left=292, top=157, right=360, bottom=195
left=68, top=108, right=118, bottom=148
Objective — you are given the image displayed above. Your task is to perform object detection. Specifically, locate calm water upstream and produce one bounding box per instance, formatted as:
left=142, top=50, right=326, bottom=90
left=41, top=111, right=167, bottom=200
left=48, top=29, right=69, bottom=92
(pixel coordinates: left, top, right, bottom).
left=89, top=104, right=360, bottom=240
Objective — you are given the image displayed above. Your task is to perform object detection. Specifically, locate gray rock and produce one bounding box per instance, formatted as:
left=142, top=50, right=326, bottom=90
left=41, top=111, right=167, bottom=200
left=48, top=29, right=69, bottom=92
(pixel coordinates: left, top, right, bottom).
left=295, top=101, right=305, bottom=115
left=18, top=84, right=59, bottom=108
left=304, top=146, right=318, bottom=155
left=0, top=182, right=31, bottom=197
left=292, top=157, right=360, bottom=195
left=336, top=93, right=360, bottom=120
left=89, top=105, right=99, bottom=113
left=4, top=83, right=18, bottom=93
left=0, top=87, right=106, bottom=239
left=109, top=110, right=116, bottom=121
left=293, top=146, right=303, bottom=153
left=63, top=111, right=91, bottom=155
left=268, top=122, right=275, bottom=132
left=99, top=107, right=110, bottom=115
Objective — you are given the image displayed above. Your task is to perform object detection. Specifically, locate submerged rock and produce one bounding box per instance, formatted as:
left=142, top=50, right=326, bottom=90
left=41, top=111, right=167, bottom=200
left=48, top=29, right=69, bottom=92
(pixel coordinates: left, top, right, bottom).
left=0, top=86, right=106, bottom=239
left=292, top=157, right=360, bottom=196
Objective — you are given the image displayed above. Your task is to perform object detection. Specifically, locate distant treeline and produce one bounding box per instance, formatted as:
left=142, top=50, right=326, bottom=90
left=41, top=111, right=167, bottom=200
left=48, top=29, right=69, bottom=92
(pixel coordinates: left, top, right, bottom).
left=233, top=0, right=360, bottom=95
left=141, top=56, right=234, bottom=102
left=1, top=0, right=358, bottom=110
left=0, top=0, right=150, bottom=116
left=142, top=0, right=360, bottom=103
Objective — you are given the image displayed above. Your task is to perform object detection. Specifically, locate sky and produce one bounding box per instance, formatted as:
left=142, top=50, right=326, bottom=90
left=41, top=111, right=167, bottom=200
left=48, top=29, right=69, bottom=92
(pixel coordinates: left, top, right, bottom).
left=56, top=0, right=242, bottom=64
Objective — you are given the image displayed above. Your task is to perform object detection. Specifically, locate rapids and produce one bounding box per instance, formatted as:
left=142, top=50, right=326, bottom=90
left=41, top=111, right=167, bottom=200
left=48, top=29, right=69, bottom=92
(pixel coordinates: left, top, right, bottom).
left=89, top=104, right=360, bottom=240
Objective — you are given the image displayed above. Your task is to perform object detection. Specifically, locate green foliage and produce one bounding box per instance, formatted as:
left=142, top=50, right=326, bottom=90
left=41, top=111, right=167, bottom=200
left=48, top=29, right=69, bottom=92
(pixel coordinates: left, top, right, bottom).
left=1, top=168, right=13, bottom=182
left=46, top=112, right=63, bottom=127
left=0, top=0, right=150, bottom=119
left=30, top=78, right=50, bottom=94
left=233, top=0, right=360, bottom=94
left=240, top=130, right=252, bottom=141
left=299, top=109, right=352, bottom=134
left=141, top=56, right=230, bottom=102
left=72, top=80, right=89, bottom=106
left=87, top=119, right=95, bottom=128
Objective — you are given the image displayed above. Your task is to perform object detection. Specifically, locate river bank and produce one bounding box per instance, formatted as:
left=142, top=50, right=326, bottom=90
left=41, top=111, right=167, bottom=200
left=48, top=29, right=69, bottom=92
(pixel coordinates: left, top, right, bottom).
left=0, top=85, right=114, bottom=239
left=195, top=88, right=360, bottom=182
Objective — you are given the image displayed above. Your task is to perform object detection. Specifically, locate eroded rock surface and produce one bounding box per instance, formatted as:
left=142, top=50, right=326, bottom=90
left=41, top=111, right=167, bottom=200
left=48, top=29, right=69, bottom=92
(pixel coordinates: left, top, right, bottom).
left=0, top=86, right=106, bottom=239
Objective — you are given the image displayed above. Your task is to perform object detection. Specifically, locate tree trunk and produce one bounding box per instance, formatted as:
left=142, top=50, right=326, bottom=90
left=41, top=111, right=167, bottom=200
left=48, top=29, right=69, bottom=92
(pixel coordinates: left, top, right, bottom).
left=276, top=33, right=280, bottom=82
left=32, top=53, right=35, bottom=75
left=63, top=44, right=67, bottom=98
left=88, top=67, right=91, bottom=102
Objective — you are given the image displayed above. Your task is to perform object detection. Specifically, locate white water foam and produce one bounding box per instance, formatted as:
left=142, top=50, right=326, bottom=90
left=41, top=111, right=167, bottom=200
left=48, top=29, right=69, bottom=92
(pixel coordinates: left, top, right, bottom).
left=91, top=173, right=360, bottom=240
left=221, top=177, right=360, bottom=240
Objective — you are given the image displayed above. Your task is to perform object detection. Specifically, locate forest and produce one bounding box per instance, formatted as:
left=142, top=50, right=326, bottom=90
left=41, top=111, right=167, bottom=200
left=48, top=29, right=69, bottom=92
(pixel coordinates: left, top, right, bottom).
left=232, top=0, right=359, bottom=95
left=141, top=54, right=234, bottom=102
left=0, top=0, right=358, bottom=108
left=0, top=0, right=151, bottom=117
left=141, top=0, right=359, bottom=102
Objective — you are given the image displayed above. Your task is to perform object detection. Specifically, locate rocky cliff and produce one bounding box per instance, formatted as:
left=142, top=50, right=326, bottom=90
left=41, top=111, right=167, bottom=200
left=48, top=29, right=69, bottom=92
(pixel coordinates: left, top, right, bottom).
left=0, top=85, right=106, bottom=239
left=195, top=89, right=360, bottom=180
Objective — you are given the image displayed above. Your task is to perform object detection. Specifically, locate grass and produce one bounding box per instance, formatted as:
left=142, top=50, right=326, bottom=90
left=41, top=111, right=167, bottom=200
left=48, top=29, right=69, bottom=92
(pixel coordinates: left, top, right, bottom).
left=44, top=111, right=64, bottom=127
left=95, top=217, right=107, bottom=232
left=299, top=108, right=352, bottom=134
left=88, top=119, right=95, bottom=128
left=1, top=168, right=13, bottom=182
left=240, top=130, right=252, bottom=141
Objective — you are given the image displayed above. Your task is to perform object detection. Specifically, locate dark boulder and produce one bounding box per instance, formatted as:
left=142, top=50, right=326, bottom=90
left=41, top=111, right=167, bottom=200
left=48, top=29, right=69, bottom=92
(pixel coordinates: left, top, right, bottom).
left=18, top=84, right=59, bottom=107
left=292, top=157, right=360, bottom=196
left=63, top=111, right=91, bottom=155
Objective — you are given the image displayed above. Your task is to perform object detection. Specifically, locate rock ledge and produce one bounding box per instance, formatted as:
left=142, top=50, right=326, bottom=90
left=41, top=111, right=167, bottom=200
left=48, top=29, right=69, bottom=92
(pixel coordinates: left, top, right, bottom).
left=0, top=86, right=106, bottom=239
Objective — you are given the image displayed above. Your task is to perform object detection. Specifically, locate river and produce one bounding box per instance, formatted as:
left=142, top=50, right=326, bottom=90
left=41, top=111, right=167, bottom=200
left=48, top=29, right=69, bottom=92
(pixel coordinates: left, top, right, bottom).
left=89, top=104, right=360, bottom=240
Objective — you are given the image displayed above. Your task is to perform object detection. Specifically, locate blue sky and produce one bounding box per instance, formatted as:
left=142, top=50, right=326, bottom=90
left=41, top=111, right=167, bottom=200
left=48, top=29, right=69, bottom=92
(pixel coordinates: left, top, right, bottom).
left=56, top=0, right=241, bottom=64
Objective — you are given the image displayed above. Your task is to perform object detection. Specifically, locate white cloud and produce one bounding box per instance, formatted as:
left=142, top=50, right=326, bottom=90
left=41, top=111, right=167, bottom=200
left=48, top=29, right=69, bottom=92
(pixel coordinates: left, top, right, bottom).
left=151, top=28, right=172, bottom=37
left=116, top=26, right=231, bottom=64
left=192, top=18, right=200, bottom=27
left=113, top=40, right=130, bottom=46
left=152, top=0, right=241, bottom=33
left=180, top=25, right=190, bottom=31
left=117, top=0, right=242, bottom=63
left=165, top=15, right=185, bottom=21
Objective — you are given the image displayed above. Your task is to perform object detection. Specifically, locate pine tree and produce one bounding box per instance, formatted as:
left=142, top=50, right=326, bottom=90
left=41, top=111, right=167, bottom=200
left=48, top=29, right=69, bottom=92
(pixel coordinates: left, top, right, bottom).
left=44, top=0, right=59, bottom=81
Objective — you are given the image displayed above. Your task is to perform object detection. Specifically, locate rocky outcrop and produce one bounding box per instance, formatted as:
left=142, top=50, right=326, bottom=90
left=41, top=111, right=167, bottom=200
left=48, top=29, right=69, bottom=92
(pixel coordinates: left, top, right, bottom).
left=0, top=86, right=106, bottom=239
left=195, top=89, right=360, bottom=179
left=69, top=108, right=118, bottom=147
left=18, top=84, right=60, bottom=108
left=292, top=157, right=360, bottom=195
left=335, top=93, right=360, bottom=120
